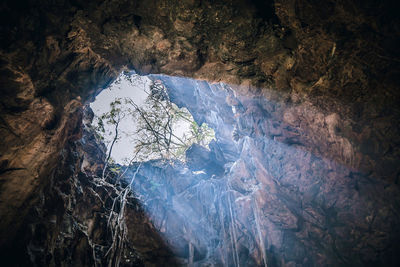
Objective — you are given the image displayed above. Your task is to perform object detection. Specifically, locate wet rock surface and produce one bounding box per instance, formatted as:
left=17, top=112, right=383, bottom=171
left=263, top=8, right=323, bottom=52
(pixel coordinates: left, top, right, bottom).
left=0, top=0, right=399, bottom=266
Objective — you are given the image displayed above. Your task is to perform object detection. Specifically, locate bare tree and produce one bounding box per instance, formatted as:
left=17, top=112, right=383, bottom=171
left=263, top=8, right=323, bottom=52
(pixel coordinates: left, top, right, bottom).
left=125, top=79, right=214, bottom=161
left=94, top=74, right=214, bottom=163
left=96, top=98, right=125, bottom=179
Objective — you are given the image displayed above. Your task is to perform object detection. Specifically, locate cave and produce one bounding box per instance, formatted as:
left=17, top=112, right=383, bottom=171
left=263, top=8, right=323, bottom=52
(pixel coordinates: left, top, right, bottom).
left=1, top=0, right=400, bottom=266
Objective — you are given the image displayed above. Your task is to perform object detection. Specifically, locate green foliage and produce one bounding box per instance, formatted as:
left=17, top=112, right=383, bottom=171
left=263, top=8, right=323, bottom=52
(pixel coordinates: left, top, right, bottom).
left=109, top=165, right=121, bottom=175
left=101, top=99, right=123, bottom=125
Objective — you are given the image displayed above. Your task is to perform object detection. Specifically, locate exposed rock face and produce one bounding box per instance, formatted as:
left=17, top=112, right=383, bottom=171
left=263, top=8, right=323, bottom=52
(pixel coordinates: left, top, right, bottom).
left=2, top=107, right=179, bottom=266
left=0, top=0, right=399, bottom=266
left=121, top=77, right=400, bottom=266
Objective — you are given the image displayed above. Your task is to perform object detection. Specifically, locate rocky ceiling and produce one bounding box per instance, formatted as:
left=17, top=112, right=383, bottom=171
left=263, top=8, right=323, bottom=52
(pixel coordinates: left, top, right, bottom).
left=0, top=0, right=400, bottom=266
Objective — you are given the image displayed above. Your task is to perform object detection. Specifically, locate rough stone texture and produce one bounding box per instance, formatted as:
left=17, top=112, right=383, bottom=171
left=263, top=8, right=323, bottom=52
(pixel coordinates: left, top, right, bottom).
left=1, top=107, right=179, bottom=266
left=0, top=0, right=399, bottom=266
left=124, top=76, right=399, bottom=266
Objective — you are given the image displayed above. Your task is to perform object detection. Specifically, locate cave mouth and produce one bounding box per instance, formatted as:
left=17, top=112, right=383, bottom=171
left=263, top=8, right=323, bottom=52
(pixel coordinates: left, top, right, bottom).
left=90, top=71, right=216, bottom=165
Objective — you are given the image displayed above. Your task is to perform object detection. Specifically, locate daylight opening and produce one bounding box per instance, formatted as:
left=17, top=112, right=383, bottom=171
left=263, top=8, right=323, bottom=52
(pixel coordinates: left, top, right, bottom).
left=90, top=72, right=215, bottom=164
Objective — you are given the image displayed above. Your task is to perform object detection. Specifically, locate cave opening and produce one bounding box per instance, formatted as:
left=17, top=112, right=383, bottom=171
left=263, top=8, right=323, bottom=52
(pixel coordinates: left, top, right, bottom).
left=89, top=71, right=216, bottom=164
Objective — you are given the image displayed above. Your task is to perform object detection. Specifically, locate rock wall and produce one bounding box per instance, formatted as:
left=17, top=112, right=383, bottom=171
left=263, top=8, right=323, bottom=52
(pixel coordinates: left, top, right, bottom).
left=1, top=107, right=180, bottom=266
left=0, top=0, right=399, bottom=266
left=121, top=77, right=400, bottom=266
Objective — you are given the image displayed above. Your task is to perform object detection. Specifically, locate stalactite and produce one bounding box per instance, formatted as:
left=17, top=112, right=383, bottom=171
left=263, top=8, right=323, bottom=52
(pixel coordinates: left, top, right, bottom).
left=228, top=189, right=240, bottom=267
left=253, top=194, right=268, bottom=267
